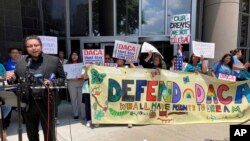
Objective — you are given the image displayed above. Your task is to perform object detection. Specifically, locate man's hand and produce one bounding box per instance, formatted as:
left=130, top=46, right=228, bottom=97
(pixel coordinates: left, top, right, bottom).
left=5, top=71, right=15, bottom=80
left=44, top=79, right=52, bottom=86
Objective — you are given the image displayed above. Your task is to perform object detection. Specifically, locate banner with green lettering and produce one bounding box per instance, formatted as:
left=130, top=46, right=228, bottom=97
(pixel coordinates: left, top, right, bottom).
left=87, top=65, right=250, bottom=124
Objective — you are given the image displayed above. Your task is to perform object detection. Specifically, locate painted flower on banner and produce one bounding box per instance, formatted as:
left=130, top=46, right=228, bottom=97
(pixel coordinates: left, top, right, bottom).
left=95, top=110, right=104, bottom=121
left=183, top=76, right=190, bottom=84
left=91, top=69, right=106, bottom=84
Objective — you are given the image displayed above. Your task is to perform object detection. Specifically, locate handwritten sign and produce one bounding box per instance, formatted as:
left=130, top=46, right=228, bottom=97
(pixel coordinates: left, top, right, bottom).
left=63, top=63, right=83, bottom=79
left=83, top=49, right=105, bottom=65
left=104, top=63, right=117, bottom=67
left=192, top=41, right=215, bottom=58
left=39, top=36, right=58, bottom=54
left=141, top=42, right=163, bottom=58
left=170, top=14, right=190, bottom=44
left=218, top=73, right=236, bottom=82
left=113, top=40, right=141, bottom=61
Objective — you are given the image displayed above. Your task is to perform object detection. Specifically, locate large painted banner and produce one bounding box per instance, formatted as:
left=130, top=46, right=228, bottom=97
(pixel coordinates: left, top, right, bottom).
left=170, top=14, right=190, bottom=44
left=87, top=65, right=250, bottom=124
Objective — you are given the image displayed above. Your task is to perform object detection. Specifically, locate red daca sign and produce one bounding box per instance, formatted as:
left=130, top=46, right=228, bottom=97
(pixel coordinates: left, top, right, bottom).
left=218, top=73, right=236, bottom=82
left=84, top=49, right=104, bottom=55
left=117, top=44, right=136, bottom=52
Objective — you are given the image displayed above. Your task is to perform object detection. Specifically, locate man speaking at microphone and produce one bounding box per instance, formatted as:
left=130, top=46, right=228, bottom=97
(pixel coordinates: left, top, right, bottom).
left=6, top=35, right=65, bottom=141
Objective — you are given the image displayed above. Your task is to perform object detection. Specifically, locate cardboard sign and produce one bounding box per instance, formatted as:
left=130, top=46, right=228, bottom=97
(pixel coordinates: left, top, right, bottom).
left=104, top=63, right=117, bottom=67
left=218, top=73, right=236, bottom=82
left=83, top=49, right=105, bottom=65
left=141, top=42, right=163, bottom=58
left=63, top=63, right=83, bottom=79
left=192, top=41, right=215, bottom=59
left=170, top=14, right=191, bottom=44
left=113, top=40, right=141, bottom=61
left=39, top=36, right=58, bottom=54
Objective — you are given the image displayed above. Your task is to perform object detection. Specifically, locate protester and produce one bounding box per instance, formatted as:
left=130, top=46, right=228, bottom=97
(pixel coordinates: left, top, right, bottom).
left=81, top=64, right=97, bottom=127
left=4, top=48, right=21, bottom=71
left=141, top=51, right=163, bottom=69
left=211, top=54, right=235, bottom=78
left=56, top=50, right=68, bottom=125
left=169, top=56, right=177, bottom=71
left=67, top=51, right=85, bottom=120
left=0, top=63, right=11, bottom=141
left=184, top=54, right=207, bottom=73
left=6, top=35, right=65, bottom=141
left=58, top=50, right=68, bottom=64
left=231, top=49, right=250, bottom=80
left=105, top=54, right=114, bottom=63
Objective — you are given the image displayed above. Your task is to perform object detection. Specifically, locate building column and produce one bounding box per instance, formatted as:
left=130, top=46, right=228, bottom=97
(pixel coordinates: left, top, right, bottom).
left=203, top=0, right=239, bottom=66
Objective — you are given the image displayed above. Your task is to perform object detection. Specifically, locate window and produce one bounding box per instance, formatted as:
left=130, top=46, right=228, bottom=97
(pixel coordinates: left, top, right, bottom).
left=238, top=0, right=250, bottom=62
left=117, top=0, right=139, bottom=35
left=70, top=0, right=89, bottom=36
left=167, top=0, right=192, bottom=35
left=141, top=0, right=165, bottom=35
left=92, top=0, right=114, bottom=36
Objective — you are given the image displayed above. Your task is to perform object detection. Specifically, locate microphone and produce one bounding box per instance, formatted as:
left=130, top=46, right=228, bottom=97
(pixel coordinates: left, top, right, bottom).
left=33, top=72, right=43, bottom=85
left=26, top=58, right=32, bottom=68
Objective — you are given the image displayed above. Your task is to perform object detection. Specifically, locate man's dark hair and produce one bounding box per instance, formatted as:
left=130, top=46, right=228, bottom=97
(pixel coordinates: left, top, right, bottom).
left=24, top=35, right=42, bottom=47
left=8, top=48, right=20, bottom=53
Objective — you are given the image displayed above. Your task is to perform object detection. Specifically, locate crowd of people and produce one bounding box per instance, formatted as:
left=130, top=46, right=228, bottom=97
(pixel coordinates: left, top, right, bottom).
left=1, top=36, right=250, bottom=141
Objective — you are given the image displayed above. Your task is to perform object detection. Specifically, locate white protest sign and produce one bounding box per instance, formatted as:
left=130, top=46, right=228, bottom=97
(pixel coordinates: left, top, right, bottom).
left=113, top=40, right=141, bottom=62
left=170, top=14, right=191, bottom=44
left=192, top=41, right=215, bottom=58
left=63, top=63, right=83, bottom=79
left=141, top=42, right=163, bottom=58
left=104, top=63, right=117, bottom=67
left=83, top=49, right=105, bottom=65
left=39, top=36, right=58, bottom=54
left=218, top=73, right=236, bottom=82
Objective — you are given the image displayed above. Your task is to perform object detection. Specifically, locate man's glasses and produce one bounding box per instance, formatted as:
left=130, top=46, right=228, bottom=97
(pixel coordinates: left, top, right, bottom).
left=26, top=44, right=40, bottom=48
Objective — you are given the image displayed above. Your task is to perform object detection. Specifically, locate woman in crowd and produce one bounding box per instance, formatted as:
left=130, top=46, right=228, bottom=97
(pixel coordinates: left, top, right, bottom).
left=58, top=50, right=68, bottom=64
left=211, top=54, right=235, bottom=78
left=231, top=49, right=250, bottom=80
left=169, top=56, right=177, bottom=71
left=67, top=51, right=85, bottom=120
left=184, top=54, right=207, bottom=73
left=0, top=63, right=11, bottom=141
left=141, top=51, right=164, bottom=69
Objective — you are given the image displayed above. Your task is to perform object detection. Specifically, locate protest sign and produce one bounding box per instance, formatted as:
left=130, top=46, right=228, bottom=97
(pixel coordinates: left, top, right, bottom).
left=88, top=65, right=250, bottom=124
left=83, top=49, right=105, bottom=65
left=170, top=14, right=191, bottom=44
left=39, top=36, right=58, bottom=54
left=63, top=63, right=83, bottom=79
left=113, top=40, right=141, bottom=61
left=218, top=73, right=236, bottom=82
left=104, top=63, right=117, bottom=67
left=141, top=42, right=163, bottom=58
left=192, top=41, right=215, bottom=58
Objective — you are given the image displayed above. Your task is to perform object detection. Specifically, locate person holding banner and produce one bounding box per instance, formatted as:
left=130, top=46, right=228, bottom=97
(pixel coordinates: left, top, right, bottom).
left=211, top=54, right=235, bottom=78
left=0, top=63, right=11, bottom=141
left=141, top=51, right=163, bottom=69
left=67, top=51, right=85, bottom=120
left=231, top=49, right=250, bottom=80
left=116, top=58, right=136, bottom=68
left=184, top=54, right=207, bottom=73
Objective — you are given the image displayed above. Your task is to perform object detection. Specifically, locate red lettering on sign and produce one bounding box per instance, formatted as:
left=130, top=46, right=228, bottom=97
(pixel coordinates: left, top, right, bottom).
left=84, top=50, right=103, bottom=55
left=118, top=44, right=136, bottom=52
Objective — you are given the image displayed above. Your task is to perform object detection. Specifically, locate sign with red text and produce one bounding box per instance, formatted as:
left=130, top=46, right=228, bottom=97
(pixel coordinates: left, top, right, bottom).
left=113, top=40, right=141, bottom=61
left=39, top=36, right=58, bottom=54
left=83, top=49, right=105, bottom=65
left=219, top=73, right=236, bottom=82
left=170, top=14, right=190, bottom=44
left=88, top=65, right=250, bottom=124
